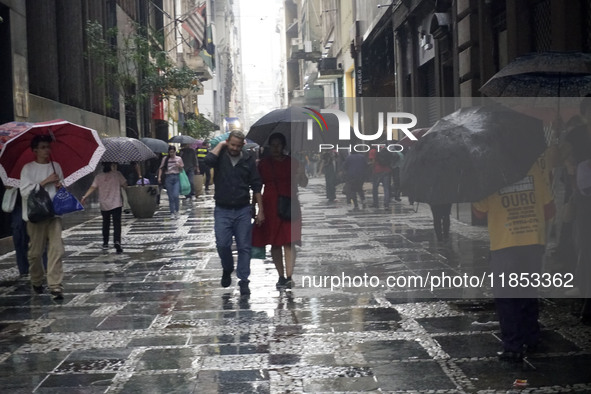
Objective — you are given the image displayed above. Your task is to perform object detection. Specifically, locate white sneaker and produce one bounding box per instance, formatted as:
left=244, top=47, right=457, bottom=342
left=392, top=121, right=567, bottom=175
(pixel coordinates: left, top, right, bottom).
left=170, top=214, right=175, bottom=219
left=175, top=212, right=180, bottom=219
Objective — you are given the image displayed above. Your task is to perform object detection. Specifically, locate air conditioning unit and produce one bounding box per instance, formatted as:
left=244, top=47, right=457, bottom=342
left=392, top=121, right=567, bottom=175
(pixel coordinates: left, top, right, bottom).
left=319, top=57, right=338, bottom=71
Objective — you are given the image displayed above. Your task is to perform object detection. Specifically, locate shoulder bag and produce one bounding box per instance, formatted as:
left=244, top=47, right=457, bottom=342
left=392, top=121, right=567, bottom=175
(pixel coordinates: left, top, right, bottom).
left=2, top=188, right=17, bottom=213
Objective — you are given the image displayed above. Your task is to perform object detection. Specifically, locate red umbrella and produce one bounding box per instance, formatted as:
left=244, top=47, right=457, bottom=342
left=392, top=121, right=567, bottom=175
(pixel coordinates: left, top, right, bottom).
left=0, top=119, right=105, bottom=187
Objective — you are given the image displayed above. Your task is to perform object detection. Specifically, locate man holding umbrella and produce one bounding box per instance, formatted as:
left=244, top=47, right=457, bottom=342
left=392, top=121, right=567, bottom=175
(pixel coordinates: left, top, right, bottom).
left=473, top=160, right=555, bottom=361
left=20, top=135, right=65, bottom=300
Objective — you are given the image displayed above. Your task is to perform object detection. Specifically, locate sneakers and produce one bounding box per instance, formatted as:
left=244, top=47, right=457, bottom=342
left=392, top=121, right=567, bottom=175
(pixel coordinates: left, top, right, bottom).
left=115, top=243, right=123, bottom=254
left=239, top=280, right=250, bottom=295
left=32, top=284, right=44, bottom=294
left=285, top=276, right=293, bottom=289
left=276, top=276, right=288, bottom=288
left=50, top=289, right=64, bottom=300
left=221, top=270, right=233, bottom=288
left=102, top=243, right=109, bottom=250
left=170, top=214, right=176, bottom=219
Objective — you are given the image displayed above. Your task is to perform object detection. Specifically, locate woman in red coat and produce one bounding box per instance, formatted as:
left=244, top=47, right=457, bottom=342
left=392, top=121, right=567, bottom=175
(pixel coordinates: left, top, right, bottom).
left=252, top=133, right=308, bottom=288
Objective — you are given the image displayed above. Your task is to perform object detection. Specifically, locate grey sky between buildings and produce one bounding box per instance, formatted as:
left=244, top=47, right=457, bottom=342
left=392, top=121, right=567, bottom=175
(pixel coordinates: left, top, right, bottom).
left=239, top=0, right=285, bottom=129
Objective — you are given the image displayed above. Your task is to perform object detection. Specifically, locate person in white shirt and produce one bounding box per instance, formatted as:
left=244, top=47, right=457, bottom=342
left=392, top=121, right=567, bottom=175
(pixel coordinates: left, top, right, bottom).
left=19, top=135, right=65, bottom=300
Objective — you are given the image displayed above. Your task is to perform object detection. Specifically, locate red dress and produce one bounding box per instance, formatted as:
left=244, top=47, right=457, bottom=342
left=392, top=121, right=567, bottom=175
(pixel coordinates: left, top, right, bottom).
left=252, top=156, right=302, bottom=247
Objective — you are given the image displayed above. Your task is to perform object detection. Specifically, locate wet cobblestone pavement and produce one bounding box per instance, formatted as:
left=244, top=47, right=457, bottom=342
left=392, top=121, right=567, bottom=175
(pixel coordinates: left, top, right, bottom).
left=1, top=178, right=590, bottom=393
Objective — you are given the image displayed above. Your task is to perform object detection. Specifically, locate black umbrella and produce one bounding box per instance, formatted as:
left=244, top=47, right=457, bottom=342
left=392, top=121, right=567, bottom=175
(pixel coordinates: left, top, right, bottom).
left=169, top=134, right=197, bottom=144
left=480, top=51, right=591, bottom=97
left=140, top=137, right=169, bottom=153
left=400, top=106, right=546, bottom=204
left=246, top=106, right=339, bottom=153
left=480, top=51, right=591, bottom=121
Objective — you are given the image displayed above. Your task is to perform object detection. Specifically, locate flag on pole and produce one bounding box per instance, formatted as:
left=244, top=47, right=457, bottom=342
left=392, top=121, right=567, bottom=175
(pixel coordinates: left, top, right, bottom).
left=182, top=4, right=206, bottom=48
left=199, top=25, right=215, bottom=70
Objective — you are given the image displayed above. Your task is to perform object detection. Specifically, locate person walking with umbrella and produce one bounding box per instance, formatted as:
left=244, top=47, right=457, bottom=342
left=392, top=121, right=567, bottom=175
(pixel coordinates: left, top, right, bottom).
left=472, top=160, right=555, bottom=361
left=158, top=145, right=184, bottom=219
left=80, top=162, right=128, bottom=254
left=252, top=133, right=308, bottom=288
left=19, top=135, right=65, bottom=300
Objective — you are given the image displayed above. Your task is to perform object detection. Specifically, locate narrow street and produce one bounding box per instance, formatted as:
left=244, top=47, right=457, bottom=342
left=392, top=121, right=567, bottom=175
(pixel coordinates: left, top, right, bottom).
left=0, top=178, right=590, bottom=393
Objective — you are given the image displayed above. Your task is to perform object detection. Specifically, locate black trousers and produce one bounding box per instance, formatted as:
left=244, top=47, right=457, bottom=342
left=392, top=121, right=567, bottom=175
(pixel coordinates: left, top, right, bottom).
left=490, top=245, right=544, bottom=353
left=101, top=207, right=122, bottom=245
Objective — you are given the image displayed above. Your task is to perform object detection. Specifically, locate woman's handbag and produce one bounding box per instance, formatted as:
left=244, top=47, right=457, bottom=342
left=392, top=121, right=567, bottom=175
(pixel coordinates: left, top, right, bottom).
left=277, top=195, right=300, bottom=221
left=2, top=188, right=17, bottom=213
left=53, top=186, right=84, bottom=215
left=179, top=169, right=191, bottom=195
left=27, top=185, right=55, bottom=223
left=271, top=160, right=301, bottom=221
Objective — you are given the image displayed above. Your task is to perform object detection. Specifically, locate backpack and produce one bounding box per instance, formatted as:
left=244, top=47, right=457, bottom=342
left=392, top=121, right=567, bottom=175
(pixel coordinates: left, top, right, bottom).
left=577, top=159, right=591, bottom=196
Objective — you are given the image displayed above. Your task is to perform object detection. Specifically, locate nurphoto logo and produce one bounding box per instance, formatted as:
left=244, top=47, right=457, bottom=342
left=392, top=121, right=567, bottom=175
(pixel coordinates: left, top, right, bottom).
left=307, top=108, right=419, bottom=153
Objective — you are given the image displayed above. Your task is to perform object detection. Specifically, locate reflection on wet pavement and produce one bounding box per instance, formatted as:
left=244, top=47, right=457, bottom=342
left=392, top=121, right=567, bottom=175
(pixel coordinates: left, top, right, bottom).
left=0, top=178, right=590, bottom=393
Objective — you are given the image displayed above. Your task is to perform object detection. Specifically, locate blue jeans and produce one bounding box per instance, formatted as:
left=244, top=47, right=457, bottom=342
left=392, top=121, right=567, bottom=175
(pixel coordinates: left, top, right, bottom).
left=164, top=173, right=180, bottom=214
left=372, top=172, right=391, bottom=208
left=11, top=205, right=29, bottom=275
left=214, top=205, right=252, bottom=282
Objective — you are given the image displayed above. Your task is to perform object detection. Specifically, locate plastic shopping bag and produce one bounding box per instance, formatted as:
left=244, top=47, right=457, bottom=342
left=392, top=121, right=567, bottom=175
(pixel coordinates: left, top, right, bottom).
left=53, top=187, right=84, bottom=216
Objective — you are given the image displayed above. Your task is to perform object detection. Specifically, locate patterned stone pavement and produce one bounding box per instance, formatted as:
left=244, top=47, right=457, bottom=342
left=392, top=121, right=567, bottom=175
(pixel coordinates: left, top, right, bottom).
left=0, top=178, right=590, bottom=393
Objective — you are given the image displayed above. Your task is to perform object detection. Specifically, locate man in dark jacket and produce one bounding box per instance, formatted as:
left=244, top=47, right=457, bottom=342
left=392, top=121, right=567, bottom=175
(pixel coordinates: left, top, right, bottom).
left=205, top=130, right=264, bottom=295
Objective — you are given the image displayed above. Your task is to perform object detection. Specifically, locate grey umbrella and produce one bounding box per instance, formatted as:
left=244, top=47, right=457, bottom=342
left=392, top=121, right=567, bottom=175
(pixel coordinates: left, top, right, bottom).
left=100, top=137, right=157, bottom=163
left=400, top=106, right=546, bottom=204
left=169, top=134, right=198, bottom=144
left=140, top=137, right=169, bottom=153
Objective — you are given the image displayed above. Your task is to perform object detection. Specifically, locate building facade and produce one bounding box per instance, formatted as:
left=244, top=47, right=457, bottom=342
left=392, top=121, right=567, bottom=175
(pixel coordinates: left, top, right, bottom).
left=0, top=0, right=214, bottom=237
